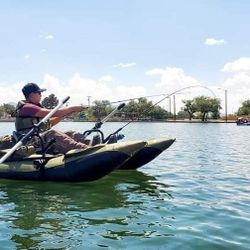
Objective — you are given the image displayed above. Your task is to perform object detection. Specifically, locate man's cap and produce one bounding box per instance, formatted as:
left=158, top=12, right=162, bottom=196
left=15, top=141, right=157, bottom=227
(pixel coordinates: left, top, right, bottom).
left=22, top=83, right=46, bottom=97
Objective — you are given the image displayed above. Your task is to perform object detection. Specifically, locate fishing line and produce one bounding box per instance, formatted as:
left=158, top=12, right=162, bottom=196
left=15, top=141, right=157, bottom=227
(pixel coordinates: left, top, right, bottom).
left=111, top=85, right=216, bottom=132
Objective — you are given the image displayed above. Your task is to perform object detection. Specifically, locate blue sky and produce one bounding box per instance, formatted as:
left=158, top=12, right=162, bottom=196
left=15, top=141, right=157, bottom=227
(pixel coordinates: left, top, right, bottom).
left=0, top=0, right=250, bottom=112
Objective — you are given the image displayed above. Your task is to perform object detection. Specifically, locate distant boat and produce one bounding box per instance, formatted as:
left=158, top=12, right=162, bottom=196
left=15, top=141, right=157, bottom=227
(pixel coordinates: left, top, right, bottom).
left=236, top=116, right=250, bottom=126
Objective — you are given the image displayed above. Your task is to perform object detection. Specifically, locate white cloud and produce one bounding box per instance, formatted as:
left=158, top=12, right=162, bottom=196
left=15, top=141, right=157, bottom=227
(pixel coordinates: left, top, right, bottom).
left=204, top=38, right=225, bottom=46
left=24, top=54, right=31, bottom=60
left=113, top=62, right=136, bottom=68
left=145, top=67, right=219, bottom=112
left=220, top=72, right=250, bottom=112
left=34, top=65, right=248, bottom=114
left=146, top=67, right=199, bottom=92
left=218, top=57, right=250, bottom=113
left=221, top=57, right=250, bottom=73
left=223, top=72, right=250, bottom=88
left=38, top=73, right=146, bottom=106
left=98, top=75, right=113, bottom=82
left=0, top=74, right=147, bottom=106
left=113, top=86, right=146, bottom=102
left=145, top=68, right=166, bottom=75
left=0, top=81, right=25, bottom=104
left=1, top=62, right=248, bottom=116
left=44, top=35, right=54, bottom=40
left=39, top=34, right=54, bottom=40
left=145, top=66, right=250, bottom=115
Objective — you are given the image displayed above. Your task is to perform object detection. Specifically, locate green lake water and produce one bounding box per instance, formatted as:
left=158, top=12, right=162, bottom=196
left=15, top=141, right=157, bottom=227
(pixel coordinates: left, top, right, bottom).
left=0, top=122, right=249, bottom=249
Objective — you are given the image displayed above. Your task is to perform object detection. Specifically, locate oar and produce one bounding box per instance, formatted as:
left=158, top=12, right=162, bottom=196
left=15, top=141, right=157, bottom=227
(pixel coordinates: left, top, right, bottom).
left=93, top=102, right=125, bottom=129
left=0, top=96, right=70, bottom=164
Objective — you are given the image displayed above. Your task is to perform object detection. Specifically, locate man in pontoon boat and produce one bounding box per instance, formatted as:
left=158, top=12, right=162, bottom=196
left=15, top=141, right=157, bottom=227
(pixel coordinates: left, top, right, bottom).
left=14, top=83, right=89, bottom=154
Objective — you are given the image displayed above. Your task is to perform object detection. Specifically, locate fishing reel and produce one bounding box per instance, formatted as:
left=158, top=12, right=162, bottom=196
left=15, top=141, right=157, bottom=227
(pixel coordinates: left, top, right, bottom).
left=103, top=133, right=125, bottom=144
left=82, top=129, right=125, bottom=146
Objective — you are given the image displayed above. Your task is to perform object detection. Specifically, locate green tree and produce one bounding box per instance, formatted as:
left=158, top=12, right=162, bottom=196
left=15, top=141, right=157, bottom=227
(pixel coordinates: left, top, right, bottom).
left=209, top=98, right=222, bottom=119
left=90, top=100, right=112, bottom=119
left=122, top=100, right=139, bottom=119
left=122, top=98, right=168, bottom=120
left=177, top=110, right=190, bottom=119
left=193, top=96, right=221, bottom=121
left=149, top=106, right=169, bottom=119
left=41, top=94, right=59, bottom=109
left=182, top=99, right=196, bottom=120
left=137, top=98, right=153, bottom=117
left=237, top=99, right=250, bottom=115
left=0, top=105, right=5, bottom=118
left=3, top=103, right=16, bottom=117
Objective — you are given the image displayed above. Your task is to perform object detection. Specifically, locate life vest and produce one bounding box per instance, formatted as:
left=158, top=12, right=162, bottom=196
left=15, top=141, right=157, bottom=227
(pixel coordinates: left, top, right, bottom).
left=14, top=100, right=51, bottom=133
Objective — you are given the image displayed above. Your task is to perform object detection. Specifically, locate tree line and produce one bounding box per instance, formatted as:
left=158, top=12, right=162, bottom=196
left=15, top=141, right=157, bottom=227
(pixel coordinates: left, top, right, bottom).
left=0, top=93, right=249, bottom=121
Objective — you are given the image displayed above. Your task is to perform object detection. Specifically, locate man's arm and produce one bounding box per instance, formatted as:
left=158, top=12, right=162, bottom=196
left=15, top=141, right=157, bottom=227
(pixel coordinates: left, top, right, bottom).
left=50, top=117, right=62, bottom=127
left=20, top=103, right=88, bottom=119
left=35, top=106, right=88, bottom=118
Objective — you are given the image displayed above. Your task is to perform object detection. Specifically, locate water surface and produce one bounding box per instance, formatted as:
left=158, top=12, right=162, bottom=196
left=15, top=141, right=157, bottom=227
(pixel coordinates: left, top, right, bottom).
left=0, top=122, right=249, bottom=249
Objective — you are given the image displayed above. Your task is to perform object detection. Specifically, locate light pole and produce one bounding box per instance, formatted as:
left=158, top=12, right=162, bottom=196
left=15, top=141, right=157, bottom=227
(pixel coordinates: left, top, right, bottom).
left=173, top=95, right=176, bottom=121
left=87, top=96, right=91, bottom=107
left=169, top=97, right=171, bottom=114
left=225, top=89, right=228, bottom=123
left=218, top=88, right=228, bottom=123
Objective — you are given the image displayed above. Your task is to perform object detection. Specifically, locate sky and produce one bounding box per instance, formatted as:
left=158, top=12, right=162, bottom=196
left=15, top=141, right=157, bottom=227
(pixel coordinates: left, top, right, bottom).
left=0, top=0, right=250, bottom=114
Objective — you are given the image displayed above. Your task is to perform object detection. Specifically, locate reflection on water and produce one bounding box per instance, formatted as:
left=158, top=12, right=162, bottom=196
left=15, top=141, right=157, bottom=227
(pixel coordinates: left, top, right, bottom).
left=0, top=171, right=173, bottom=249
left=1, top=122, right=250, bottom=249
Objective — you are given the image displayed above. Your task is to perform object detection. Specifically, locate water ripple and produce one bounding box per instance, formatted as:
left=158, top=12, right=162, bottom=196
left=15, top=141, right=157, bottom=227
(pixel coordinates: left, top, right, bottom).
left=0, top=122, right=249, bottom=249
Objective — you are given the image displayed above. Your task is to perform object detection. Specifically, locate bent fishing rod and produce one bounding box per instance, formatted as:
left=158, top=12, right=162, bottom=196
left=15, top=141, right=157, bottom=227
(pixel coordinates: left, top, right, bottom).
left=0, top=96, right=70, bottom=164
left=110, top=84, right=216, bottom=104
left=110, top=94, right=166, bottom=104
left=83, top=84, right=216, bottom=141
left=86, top=84, right=215, bottom=128
left=108, top=84, right=216, bottom=135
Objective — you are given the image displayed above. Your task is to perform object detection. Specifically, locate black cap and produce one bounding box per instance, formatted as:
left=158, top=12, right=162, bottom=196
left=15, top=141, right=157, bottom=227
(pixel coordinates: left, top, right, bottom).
left=22, top=83, right=46, bottom=97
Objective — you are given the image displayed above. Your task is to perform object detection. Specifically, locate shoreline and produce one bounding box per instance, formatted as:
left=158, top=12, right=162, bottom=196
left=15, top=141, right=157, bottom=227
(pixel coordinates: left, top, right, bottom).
left=0, top=119, right=236, bottom=124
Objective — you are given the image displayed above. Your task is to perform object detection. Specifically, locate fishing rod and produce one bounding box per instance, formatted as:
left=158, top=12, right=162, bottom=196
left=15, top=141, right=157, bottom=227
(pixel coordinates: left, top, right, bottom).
left=93, top=102, right=125, bottom=129
left=106, top=84, right=216, bottom=136
left=82, top=102, right=126, bottom=142
left=0, top=96, right=70, bottom=164
left=110, top=84, right=216, bottom=104
left=84, top=84, right=216, bottom=142
left=110, top=94, right=166, bottom=104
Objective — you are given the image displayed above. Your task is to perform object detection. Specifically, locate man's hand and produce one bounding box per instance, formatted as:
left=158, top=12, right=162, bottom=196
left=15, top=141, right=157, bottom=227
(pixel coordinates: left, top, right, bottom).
left=71, top=105, right=88, bottom=113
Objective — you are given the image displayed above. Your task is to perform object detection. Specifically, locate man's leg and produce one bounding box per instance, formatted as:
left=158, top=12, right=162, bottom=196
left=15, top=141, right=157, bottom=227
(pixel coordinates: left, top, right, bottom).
left=65, top=130, right=91, bottom=145
left=42, top=130, right=88, bottom=154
